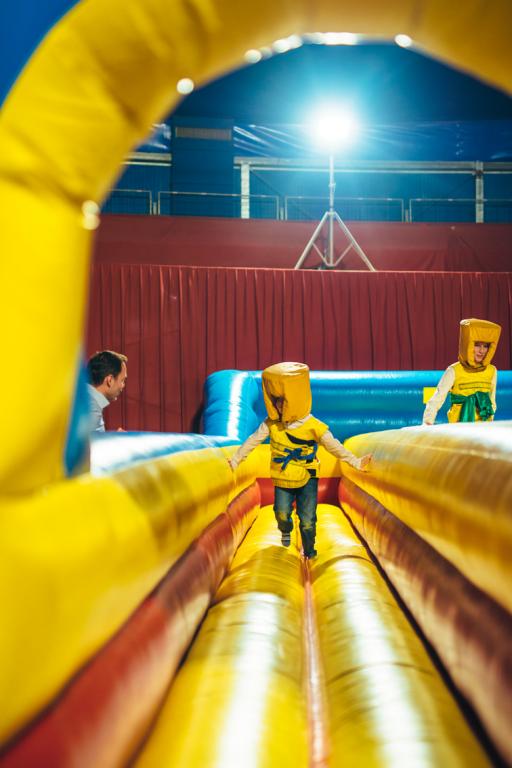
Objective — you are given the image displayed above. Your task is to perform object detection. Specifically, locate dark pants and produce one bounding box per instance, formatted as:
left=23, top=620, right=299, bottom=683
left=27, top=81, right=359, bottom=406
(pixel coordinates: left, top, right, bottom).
left=273, top=477, right=318, bottom=557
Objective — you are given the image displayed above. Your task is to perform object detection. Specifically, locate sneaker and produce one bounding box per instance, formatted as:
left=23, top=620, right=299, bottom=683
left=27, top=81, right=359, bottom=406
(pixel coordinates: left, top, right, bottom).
left=304, top=549, right=317, bottom=560
left=281, top=532, right=291, bottom=548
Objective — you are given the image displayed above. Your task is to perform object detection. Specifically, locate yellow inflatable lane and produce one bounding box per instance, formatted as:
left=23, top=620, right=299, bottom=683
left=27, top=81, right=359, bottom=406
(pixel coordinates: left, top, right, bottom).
left=339, top=473, right=512, bottom=765
left=343, top=423, right=512, bottom=614
left=0, top=446, right=235, bottom=746
left=134, top=501, right=493, bottom=767
left=134, top=506, right=307, bottom=768
left=311, top=505, right=491, bottom=767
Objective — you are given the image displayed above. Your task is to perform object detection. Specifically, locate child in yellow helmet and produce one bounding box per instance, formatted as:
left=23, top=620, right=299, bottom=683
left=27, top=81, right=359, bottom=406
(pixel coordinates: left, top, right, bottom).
left=229, top=362, right=371, bottom=559
left=423, top=318, right=501, bottom=425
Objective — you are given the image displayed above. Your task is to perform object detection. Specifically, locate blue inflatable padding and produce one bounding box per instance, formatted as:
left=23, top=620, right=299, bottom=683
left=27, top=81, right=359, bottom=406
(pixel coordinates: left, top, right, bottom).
left=203, top=370, right=512, bottom=442
left=64, top=359, right=92, bottom=476
left=203, top=371, right=262, bottom=440
left=90, top=432, right=237, bottom=475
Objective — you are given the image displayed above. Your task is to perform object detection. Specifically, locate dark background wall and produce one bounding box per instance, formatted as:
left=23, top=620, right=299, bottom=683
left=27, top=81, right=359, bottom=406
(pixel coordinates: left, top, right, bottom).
left=87, top=238, right=512, bottom=432
left=93, top=215, right=512, bottom=271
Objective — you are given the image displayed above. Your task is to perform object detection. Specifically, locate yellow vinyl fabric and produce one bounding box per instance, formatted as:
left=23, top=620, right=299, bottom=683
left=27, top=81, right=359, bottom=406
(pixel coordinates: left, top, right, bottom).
left=224, top=443, right=270, bottom=483
left=135, top=506, right=308, bottom=768
left=268, top=417, right=329, bottom=488
left=458, top=318, right=501, bottom=369
left=338, top=473, right=512, bottom=765
left=262, top=362, right=312, bottom=423
left=310, top=505, right=491, bottom=767
left=0, top=1, right=510, bottom=760
left=2, top=0, right=512, bottom=491
left=447, top=362, right=496, bottom=422
left=0, top=447, right=238, bottom=746
left=136, top=503, right=491, bottom=767
left=343, top=422, right=512, bottom=614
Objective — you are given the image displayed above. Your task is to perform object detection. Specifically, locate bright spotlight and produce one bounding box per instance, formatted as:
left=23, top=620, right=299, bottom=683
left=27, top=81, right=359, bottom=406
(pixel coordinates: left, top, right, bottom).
left=295, top=105, right=374, bottom=271
left=310, top=107, right=359, bottom=152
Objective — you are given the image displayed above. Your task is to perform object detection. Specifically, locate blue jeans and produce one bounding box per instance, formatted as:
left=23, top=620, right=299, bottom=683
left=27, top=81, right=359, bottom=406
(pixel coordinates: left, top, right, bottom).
left=273, top=477, right=318, bottom=557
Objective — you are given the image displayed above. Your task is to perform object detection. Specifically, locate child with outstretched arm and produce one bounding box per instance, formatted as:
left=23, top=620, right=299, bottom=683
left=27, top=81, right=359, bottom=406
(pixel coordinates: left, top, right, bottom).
left=229, top=362, right=371, bottom=559
left=423, top=318, right=501, bottom=425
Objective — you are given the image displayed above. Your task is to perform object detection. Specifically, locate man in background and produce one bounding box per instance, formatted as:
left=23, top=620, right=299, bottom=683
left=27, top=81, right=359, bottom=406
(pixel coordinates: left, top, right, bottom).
left=86, top=350, right=128, bottom=431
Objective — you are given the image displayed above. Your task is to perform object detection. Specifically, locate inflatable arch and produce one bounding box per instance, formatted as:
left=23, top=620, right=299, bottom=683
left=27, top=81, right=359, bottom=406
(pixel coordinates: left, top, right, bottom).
left=1, top=2, right=512, bottom=766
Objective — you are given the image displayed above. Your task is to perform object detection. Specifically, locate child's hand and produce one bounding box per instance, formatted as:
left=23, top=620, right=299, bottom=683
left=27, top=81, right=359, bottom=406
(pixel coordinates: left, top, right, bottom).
left=227, top=458, right=235, bottom=472
left=358, top=454, right=372, bottom=471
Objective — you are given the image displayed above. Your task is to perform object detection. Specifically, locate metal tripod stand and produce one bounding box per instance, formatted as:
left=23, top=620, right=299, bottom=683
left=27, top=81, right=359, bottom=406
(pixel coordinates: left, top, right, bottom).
left=294, top=155, right=376, bottom=270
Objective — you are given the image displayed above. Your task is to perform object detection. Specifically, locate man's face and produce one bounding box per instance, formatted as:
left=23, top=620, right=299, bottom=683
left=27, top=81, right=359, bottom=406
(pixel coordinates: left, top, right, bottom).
left=473, top=341, right=490, bottom=364
left=105, top=362, right=127, bottom=402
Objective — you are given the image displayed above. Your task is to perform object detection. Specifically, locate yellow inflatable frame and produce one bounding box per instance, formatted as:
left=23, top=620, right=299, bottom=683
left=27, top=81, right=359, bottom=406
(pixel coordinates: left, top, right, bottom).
left=1, top=0, right=512, bottom=761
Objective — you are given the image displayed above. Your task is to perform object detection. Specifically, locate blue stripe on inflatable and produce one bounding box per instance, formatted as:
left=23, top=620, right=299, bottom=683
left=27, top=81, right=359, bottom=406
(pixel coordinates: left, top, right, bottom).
left=64, top=359, right=91, bottom=476
left=203, top=369, right=512, bottom=442
left=90, top=432, right=237, bottom=475
left=203, top=371, right=263, bottom=440
left=0, top=0, right=80, bottom=106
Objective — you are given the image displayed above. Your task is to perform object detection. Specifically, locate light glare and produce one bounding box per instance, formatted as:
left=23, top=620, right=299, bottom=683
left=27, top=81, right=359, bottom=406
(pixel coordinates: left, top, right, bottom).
left=395, top=34, right=413, bottom=48
left=244, top=49, right=262, bottom=64
left=177, top=78, right=194, bottom=94
left=81, top=200, right=100, bottom=231
left=324, top=32, right=358, bottom=46
left=272, top=38, right=292, bottom=53
left=287, top=35, right=303, bottom=49
left=311, top=108, right=359, bottom=152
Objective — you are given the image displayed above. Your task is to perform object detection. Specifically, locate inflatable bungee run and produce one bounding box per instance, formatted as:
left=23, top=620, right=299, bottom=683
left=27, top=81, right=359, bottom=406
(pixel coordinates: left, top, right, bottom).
left=1, top=1, right=512, bottom=766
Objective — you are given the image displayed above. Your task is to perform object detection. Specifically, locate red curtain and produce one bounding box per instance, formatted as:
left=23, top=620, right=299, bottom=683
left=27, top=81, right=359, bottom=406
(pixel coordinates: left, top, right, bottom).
left=87, top=265, right=512, bottom=432
left=94, top=215, right=512, bottom=271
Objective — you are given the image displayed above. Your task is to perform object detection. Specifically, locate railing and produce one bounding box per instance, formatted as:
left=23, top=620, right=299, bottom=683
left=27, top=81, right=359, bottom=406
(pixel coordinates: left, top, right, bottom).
left=284, top=196, right=405, bottom=222
left=102, top=187, right=512, bottom=224
left=157, top=191, right=279, bottom=219
left=409, top=197, right=512, bottom=222
left=102, top=189, right=153, bottom=215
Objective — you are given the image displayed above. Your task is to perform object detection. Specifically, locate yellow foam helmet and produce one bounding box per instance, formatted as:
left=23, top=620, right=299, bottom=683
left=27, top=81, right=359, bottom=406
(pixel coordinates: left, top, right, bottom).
left=458, top=318, right=501, bottom=370
left=262, top=362, right=312, bottom=423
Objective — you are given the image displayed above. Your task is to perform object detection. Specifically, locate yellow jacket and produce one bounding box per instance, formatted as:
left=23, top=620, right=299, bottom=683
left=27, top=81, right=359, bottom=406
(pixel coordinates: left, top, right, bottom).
left=448, top=362, right=496, bottom=423
left=268, top=416, right=328, bottom=488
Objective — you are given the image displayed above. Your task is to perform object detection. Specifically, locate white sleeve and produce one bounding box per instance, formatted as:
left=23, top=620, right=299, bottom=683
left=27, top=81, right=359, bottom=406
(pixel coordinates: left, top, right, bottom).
left=491, top=369, right=497, bottom=414
left=319, top=430, right=364, bottom=469
left=423, top=367, right=455, bottom=425
left=88, top=394, right=106, bottom=432
left=229, top=421, right=269, bottom=469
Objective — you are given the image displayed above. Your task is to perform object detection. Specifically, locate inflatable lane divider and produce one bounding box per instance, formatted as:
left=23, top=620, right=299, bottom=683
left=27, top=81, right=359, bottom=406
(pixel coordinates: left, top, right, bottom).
left=129, top=500, right=493, bottom=768
left=0, top=446, right=241, bottom=748
left=301, top=551, right=330, bottom=766
left=223, top=443, right=268, bottom=498
left=0, top=483, right=260, bottom=768
left=339, top=477, right=512, bottom=766
left=310, top=504, right=492, bottom=767
left=343, top=423, right=512, bottom=615
left=134, top=506, right=308, bottom=768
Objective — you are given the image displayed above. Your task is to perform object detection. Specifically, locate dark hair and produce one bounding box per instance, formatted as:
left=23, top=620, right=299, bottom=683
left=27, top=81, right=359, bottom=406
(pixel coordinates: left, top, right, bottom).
left=87, top=350, right=127, bottom=386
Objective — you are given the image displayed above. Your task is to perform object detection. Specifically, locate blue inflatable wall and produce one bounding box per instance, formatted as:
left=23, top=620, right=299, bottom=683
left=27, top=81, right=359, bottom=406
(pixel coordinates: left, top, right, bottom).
left=203, top=369, right=512, bottom=441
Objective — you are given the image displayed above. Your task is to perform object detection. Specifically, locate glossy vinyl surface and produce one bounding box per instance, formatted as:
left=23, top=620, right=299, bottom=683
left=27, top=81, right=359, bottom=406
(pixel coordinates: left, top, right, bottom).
left=344, top=421, right=512, bottom=614
left=311, top=505, right=491, bottom=767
